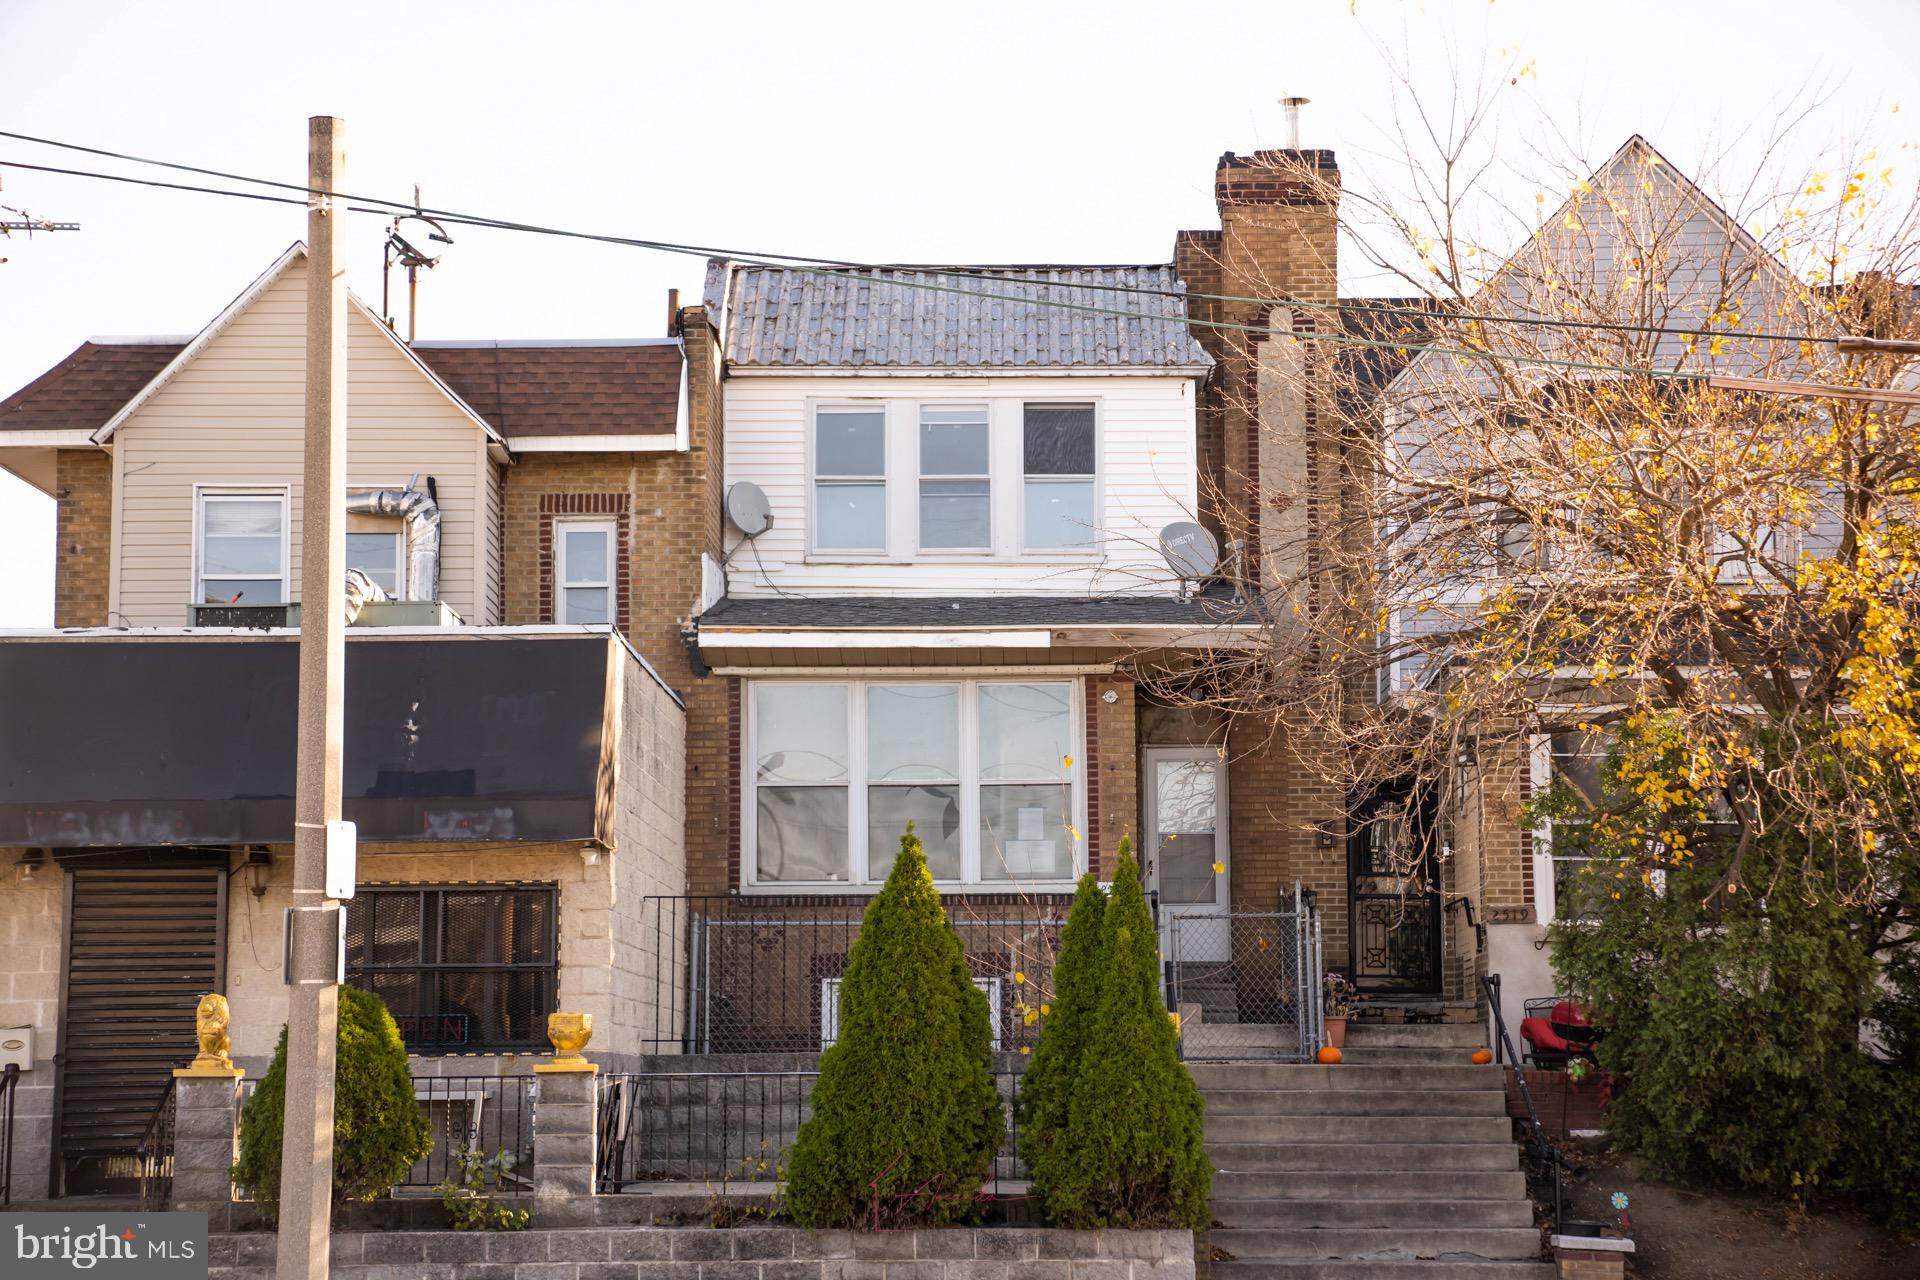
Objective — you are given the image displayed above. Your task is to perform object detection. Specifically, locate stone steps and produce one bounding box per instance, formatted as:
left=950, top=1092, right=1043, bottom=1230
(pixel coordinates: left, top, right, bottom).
left=1204, top=1089, right=1505, bottom=1118
left=1207, top=1141, right=1522, bottom=1172
left=1206, top=1115, right=1511, bottom=1145
left=1210, top=1170, right=1528, bottom=1202
left=1187, top=1064, right=1503, bottom=1092
left=1210, top=1261, right=1555, bottom=1280
left=1212, top=1198, right=1534, bottom=1229
left=1334, top=1047, right=1496, bottom=1065
left=1208, top=1228, right=1542, bottom=1262
left=1343, top=1022, right=1487, bottom=1049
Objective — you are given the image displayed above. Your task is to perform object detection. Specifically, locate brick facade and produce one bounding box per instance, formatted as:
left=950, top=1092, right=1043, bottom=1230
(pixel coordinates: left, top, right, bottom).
left=53, top=448, right=111, bottom=628
left=1086, top=672, right=1139, bottom=876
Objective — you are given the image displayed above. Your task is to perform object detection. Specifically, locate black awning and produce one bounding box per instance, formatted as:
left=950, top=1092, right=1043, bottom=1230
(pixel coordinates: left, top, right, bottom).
left=0, top=632, right=616, bottom=847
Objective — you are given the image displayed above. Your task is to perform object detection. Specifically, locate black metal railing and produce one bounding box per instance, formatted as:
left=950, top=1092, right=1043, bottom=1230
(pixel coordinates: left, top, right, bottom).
left=1, top=1063, right=21, bottom=1207
left=597, top=1068, right=1026, bottom=1195
left=1485, top=974, right=1562, bottom=1234
left=408, top=1075, right=536, bottom=1191
left=135, top=1078, right=177, bottom=1211
left=644, top=896, right=1071, bottom=1054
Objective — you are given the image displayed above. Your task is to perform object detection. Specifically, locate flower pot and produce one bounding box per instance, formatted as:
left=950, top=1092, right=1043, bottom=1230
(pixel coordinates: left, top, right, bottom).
left=1325, top=1016, right=1347, bottom=1049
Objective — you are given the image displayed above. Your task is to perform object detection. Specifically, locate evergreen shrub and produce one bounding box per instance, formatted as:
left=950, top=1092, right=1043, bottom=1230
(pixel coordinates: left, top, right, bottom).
left=1016, top=870, right=1106, bottom=1192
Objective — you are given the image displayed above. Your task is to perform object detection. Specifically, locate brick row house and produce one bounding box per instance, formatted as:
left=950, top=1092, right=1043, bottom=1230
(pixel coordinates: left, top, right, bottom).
left=0, top=141, right=1579, bottom=1201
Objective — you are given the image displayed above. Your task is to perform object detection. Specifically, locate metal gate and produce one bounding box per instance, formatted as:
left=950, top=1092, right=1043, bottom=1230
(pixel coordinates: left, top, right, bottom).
left=1165, top=884, right=1324, bottom=1062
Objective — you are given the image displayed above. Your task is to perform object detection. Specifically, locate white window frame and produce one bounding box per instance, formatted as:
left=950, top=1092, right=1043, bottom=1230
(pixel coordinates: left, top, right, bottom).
left=554, top=518, right=617, bottom=626
left=192, top=485, right=290, bottom=607
left=808, top=401, right=890, bottom=556
left=915, top=402, right=993, bottom=554
left=1529, top=727, right=1617, bottom=925
left=802, top=396, right=1105, bottom=563
left=743, top=678, right=1085, bottom=893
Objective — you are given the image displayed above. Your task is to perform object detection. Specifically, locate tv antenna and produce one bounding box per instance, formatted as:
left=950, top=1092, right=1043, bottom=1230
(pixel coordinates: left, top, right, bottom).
left=382, top=184, right=452, bottom=342
left=0, top=176, right=79, bottom=265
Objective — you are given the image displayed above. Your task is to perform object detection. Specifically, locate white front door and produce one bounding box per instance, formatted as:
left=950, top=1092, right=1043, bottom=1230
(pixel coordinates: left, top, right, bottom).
left=1144, top=747, right=1230, bottom=963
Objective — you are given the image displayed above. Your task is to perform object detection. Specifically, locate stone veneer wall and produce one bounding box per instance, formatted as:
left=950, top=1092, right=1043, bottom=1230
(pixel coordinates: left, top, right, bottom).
left=208, top=1226, right=1196, bottom=1280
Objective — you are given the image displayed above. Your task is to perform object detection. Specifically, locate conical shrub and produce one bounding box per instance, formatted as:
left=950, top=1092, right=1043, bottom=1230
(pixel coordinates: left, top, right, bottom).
left=785, top=824, right=1003, bottom=1227
left=1042, top=844, right=1211, bottom=1229
left=1018, top=867, right=1107, bottom=1196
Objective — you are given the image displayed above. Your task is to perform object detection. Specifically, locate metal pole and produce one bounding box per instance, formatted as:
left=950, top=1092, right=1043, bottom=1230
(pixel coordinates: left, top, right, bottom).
left=275, top=114, right=348, bottom=1280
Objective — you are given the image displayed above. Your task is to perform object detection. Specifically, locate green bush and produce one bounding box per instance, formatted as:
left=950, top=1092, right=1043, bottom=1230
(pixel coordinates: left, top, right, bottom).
left=1017, top=869, right=1106, bottom=1192
left=437, top=1146, right=533, bottom=1231
left=232, top=985, right=433, bottom=1218
left=1039, top=843, right=1211, bottom=1229
left=784, top=824, right=1003, bottom=1228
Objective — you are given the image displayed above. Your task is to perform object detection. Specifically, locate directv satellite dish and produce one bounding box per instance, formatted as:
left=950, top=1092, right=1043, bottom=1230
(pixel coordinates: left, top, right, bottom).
left=725, top=481, right=774, bottom=537
left=1158, top=521, right=1220, bottom=580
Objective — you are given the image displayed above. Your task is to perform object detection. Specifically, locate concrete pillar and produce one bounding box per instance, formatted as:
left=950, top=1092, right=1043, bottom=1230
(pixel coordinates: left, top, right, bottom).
left=171, top=1074, right=243, bottom=1223
left=531, top=1010, right=600, bottom=1224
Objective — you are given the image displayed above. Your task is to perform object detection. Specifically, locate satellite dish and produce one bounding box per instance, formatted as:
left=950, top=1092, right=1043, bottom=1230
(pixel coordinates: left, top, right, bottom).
left=1158, top=521, right=1220, bottom=579
left=725, top=481, right=774, bottom=537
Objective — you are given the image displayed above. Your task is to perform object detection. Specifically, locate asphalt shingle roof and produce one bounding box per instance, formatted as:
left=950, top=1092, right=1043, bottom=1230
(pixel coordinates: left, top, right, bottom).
left=707, top=261, right=1214, bottom=371
left=0, top=342, right=182, bottom=433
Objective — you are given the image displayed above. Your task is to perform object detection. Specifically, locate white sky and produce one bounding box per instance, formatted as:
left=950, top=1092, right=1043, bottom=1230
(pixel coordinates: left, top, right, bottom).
left=2, top=0, right=1917, bottom=624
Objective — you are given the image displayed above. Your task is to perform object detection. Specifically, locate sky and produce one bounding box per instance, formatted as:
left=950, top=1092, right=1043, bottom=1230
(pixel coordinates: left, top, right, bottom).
left=2, top=0, right=1918, bottom=624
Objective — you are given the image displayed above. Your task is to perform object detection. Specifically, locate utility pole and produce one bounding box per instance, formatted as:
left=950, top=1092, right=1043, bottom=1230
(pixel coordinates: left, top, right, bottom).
left=276, top=115, right=348, bottom=1280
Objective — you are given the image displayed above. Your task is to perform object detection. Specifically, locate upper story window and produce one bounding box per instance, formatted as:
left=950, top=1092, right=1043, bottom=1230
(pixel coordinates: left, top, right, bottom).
left=814, top=407, right=887, bottom=550
left=747, top=678, right=1080, bottom=889
left=806, top=400, right=1101, bottom=559
left=1023, top=403, right=1095, bottom=549
left=197, top=490, right=288, bottom=605
left=347, top=531, right=402, bottom=595
left=556, top=519, right=615, bottom=624
left=919, top=405, right=991, bottom=550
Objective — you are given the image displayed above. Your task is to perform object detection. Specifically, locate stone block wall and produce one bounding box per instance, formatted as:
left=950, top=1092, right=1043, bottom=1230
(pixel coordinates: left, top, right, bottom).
left=0, top=861, right=62, bottom=1197
left=610, top=648, right=689, bottom=1057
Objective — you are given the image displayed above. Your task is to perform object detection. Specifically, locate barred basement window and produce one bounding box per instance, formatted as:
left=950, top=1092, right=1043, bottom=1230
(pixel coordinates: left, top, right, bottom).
left=344, top=886, right=558, bottom=1053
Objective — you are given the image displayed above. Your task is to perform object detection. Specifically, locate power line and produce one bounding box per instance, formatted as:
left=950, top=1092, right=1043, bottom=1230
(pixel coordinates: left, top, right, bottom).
left=0, top=126, right=1850, bottom=350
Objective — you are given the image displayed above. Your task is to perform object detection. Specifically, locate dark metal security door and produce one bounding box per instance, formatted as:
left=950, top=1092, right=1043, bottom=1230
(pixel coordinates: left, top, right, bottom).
left=1346, top=787, right=1442, bottom=994
left=54, top=860, right=225, bottom=1195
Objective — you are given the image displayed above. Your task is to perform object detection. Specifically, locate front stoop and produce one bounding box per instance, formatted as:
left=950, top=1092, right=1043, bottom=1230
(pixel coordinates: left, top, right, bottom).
left=1193, top=1026, right=1551, bottom=1280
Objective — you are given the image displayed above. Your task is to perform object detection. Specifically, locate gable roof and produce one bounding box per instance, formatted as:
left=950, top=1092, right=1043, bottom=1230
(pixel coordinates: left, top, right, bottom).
left=0, top=341, right=182, bottom=436
left=707, top=260, right=1213, bottom=372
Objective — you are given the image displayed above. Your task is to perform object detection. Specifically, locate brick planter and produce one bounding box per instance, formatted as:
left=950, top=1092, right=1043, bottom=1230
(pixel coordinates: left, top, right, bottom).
left=208, top=1225, right=1196, bottom=1280
left=1505, top=1067, right=1611, bottom=1134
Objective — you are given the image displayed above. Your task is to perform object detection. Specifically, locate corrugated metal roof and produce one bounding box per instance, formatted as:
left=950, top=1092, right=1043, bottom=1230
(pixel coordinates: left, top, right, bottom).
left=708, top=260, right=1213, bottom=371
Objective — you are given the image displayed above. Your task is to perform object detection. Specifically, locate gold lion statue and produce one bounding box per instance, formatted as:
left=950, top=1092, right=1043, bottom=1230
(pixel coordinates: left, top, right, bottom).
left=192, top=992, right=232, bottom=1070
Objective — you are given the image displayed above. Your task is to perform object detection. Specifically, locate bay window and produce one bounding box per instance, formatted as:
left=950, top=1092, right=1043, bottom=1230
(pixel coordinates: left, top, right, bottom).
left=748, top=679, right=1081, bottom=888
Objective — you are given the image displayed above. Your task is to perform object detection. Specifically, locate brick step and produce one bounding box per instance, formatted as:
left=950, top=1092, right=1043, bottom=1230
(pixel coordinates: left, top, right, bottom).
left=1212, top=1197, right=1534, bottom=1229
left=1343, top=1023, right=1488, bottom=1048
left=1206, top=1115, right=1512, bottom=1145
left=1187, top=1064, right=1504, bottom=1092
left=1210, top=1170, right=1529, bottom=1202
left=1208, top=1259, right=1554, bottom=1280
left=1202, top=1089, right=1506, bottom=1118
left=1207, top=1141, right=1521, bottom=1172
left=1208, top=1227, right=1543, bottom=1262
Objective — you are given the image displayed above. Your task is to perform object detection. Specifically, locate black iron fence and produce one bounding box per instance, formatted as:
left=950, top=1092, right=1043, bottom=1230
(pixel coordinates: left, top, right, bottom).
left=597, top=1068, right=1026, bottom=1194
left=643, top=896, right=1070, bottom=1055
left=135, top=1078, right=176, bottom=1211
left=1485, top=973, right=1562, bottom=1235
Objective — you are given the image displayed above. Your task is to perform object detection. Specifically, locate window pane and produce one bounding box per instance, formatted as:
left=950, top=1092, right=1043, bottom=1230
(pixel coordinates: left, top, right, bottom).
left=756, top=786, right=849, bottom=881
left=1155, top=760, right=1220, bottom=905
left=1551, top=730, right=1610, bottom=805
left=204, top=498, right=283, bottom=537
left=563, top=527, right=609, bottom=583
left=562, top=586, right=609, bottom=625
left=346, top=532, right=400, bottom=593
left=868, top=685, right=959, bottom=781
left=815, top=482, right=886, bottom=549
left=1158, top=832, right=1218, bottom=903
left=920, top=415, right=988, bottom=475
left=979, top=683, right=1072, bottom=781
left=816, top=409, right=885, bottom=475
left=1024, top=479, right=1095, bottom=549
left=1023, top=404, right=1095, bottom=474
left=756, top=685, right=848, bottom=782
left=980, top=784, right=1072, bottom=880
left=868, top=785, right=962, bottom=880
left=203, top=535, right=281, bottom=575
left=920, top=480, right=990, bottom=548
left=202, top=578, right=284, bottom=605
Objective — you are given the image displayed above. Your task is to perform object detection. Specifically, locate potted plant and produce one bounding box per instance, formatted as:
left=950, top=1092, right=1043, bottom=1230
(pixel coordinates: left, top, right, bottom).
left=1323, top=972, right=1358, bottom=1049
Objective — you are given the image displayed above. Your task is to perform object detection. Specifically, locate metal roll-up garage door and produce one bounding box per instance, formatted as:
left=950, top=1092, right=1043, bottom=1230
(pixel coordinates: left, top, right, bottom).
left=56, top=861, right=226, bottom=1195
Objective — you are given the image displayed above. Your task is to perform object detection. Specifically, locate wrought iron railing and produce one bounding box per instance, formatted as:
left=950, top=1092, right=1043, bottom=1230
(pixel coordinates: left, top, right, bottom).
left=1, top=1062, right=21, bottom=1207
left=597, top=1068, right=1026, bottom=1195
left=1485, top=973, right=1562, bottom=1234
left=135, top=1078, right=177, bottom=1211
left=643, top=896, right=1070, bottom=1054
left=407, top=1075, right=536, bottom=1191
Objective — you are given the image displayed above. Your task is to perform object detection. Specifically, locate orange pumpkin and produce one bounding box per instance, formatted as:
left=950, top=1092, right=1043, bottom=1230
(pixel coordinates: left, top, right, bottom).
left=1317, top=1045, right=1343, bottom=1064
left=1471, top=1048, right=1494, bottom=1065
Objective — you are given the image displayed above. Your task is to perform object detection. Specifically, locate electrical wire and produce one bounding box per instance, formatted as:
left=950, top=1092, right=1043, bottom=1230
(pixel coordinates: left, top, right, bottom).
left=0, top=126, right=1851, bottom=349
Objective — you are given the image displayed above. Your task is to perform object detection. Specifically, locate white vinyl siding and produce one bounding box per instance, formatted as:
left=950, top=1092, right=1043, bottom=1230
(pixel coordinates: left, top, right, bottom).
left=109, top=266, right=497, bottom=625
left=725, top=375, right=1198, bottom=596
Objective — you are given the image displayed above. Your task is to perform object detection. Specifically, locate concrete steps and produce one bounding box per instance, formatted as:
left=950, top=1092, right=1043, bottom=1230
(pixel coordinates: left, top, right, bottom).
left=1196, top=1024, right=1545, bottom=1279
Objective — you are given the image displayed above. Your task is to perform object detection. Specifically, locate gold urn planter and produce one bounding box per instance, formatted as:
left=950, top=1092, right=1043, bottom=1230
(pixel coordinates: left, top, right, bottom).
left=534, top=1011, right=596, bottom=1073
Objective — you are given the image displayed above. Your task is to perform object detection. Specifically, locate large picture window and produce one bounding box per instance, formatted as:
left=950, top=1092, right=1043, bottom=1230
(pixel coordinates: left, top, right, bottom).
left=344, top=886, right=558, bottom=1052
left=747, top=679, right=1081, bottom=888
